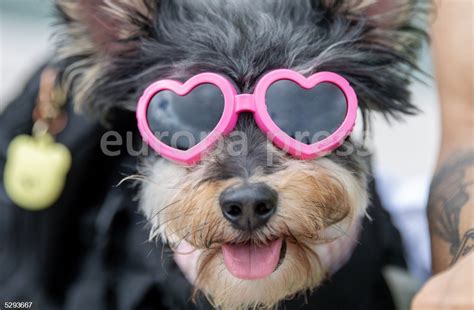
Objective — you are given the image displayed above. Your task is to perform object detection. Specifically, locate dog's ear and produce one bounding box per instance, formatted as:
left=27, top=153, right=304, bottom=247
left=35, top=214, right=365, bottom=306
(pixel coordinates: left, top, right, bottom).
left=312, top=0, right=429, bottom=62
left=317, top=0, right=422, bottom=27
left=54, top=0, right=158, bottom=118
left=310, top=0, right=429, bottom=119
left=56, top=0, right=156, bottom=55
left=352, top=0, right=416, bottom=26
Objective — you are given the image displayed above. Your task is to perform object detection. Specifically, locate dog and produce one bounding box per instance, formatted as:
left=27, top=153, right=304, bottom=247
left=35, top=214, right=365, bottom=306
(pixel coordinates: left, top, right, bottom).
left=53, top=0, right=428, bottom=308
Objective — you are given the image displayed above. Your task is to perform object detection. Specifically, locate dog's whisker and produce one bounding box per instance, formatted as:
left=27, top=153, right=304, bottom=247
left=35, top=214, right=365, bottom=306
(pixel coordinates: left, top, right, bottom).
left=148, top=200, right=184, bottom=220
left=116, top=174, right=157, bottom=187
left=171, top=222, right=210, bottom=240
left=158, top=212, right=198, bottom=228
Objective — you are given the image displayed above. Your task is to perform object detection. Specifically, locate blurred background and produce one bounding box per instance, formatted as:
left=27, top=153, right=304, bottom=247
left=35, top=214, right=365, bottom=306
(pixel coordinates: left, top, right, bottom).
left=0, top=0, right=440, bottom=297
left=0, top=0, right=53, bottom=108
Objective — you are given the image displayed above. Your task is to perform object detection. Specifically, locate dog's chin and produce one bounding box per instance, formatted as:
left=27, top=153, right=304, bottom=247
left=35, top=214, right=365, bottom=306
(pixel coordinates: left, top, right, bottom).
left=174, top=222, right=361, bottom=310
left=194, top=239, right=326, bottom=310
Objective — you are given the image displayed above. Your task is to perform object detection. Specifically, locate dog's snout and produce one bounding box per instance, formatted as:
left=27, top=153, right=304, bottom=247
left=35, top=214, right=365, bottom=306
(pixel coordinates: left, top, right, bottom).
left=219, top=183, right=277, bottom=231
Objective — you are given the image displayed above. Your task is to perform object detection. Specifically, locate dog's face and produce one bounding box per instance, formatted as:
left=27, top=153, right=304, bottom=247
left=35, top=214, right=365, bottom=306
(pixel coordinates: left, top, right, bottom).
left=56, top=0, right=426, bottom=308
left=142, top=131, right=368, bottom=307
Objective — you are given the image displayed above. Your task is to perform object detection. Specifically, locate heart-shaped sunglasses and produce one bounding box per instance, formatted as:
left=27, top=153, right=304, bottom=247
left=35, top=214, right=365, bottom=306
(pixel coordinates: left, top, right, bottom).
left=136, top=69, right=357, bottom=165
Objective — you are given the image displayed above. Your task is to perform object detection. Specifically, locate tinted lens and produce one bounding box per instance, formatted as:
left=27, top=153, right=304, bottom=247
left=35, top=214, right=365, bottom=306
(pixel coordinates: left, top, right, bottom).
left=147, top=83, right=225, bottom=150
left=265, top=80, right=347, bottom=144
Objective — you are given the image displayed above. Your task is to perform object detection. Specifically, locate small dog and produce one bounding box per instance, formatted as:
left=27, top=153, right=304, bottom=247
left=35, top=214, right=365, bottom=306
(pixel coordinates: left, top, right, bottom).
left=55, top=0, right=427, bottom=308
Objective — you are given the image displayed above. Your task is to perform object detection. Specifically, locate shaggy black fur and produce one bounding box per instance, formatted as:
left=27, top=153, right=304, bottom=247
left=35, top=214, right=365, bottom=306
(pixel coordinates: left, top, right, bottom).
left=55, top=0, right=428, bottom=124
left=53, top=0, right=429, bottom=184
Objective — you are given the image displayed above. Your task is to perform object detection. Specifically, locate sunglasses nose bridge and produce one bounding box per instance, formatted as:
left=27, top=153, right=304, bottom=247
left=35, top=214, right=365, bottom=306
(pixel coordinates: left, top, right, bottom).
left=234, top=94, right=257, bottom=113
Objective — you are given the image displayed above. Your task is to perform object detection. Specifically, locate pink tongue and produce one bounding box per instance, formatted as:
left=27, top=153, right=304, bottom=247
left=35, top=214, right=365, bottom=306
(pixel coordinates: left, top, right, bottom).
left=222, top=239, right=283, bottom=280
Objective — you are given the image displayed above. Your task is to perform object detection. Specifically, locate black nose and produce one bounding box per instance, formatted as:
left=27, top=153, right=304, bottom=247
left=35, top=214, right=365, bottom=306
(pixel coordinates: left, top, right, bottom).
left=219, top=183, right=278, bottom=231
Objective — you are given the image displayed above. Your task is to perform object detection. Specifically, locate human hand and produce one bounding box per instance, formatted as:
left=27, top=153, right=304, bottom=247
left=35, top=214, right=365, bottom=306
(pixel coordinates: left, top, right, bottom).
left=412, top=252, right=474, bottom=309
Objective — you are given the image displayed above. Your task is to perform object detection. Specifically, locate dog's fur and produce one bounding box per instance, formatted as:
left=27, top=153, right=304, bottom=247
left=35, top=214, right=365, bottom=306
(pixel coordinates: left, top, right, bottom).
left=54, top=0, right=428, bottom=308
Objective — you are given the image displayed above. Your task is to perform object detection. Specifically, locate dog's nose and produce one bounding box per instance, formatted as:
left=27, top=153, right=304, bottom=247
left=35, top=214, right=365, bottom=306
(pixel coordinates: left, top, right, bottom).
left=219, top=183, right=277, bottom=231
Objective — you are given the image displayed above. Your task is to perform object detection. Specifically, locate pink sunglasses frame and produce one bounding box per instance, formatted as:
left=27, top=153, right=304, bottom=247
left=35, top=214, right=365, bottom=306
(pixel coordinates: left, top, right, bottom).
left=136, top=69, right=358, bottom=165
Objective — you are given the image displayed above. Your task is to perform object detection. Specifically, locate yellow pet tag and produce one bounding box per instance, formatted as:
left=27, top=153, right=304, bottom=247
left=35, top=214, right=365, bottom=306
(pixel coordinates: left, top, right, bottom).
left=3, top=133, right=71, bottom=211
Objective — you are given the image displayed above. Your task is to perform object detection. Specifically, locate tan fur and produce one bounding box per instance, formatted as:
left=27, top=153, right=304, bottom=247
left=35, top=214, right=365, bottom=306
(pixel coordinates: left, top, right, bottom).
left=140, top=154, right=368, bottom=309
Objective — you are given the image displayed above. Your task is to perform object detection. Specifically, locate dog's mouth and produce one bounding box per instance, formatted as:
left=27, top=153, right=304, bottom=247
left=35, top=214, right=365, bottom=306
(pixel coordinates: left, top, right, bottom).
left=222, top=239, right=286, bottom=280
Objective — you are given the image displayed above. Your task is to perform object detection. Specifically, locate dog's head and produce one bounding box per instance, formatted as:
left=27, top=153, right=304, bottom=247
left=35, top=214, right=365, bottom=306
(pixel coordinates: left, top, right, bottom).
left=56, top=0, right=427, bottom=308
